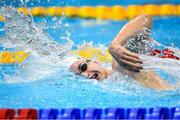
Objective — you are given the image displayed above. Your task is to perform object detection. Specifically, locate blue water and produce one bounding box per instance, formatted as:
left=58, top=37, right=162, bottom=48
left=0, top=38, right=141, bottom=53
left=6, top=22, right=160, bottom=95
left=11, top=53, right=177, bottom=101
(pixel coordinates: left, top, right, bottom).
left=0, top=14, right=179, bottom=108
left=34, top=16, right=180, bottom=48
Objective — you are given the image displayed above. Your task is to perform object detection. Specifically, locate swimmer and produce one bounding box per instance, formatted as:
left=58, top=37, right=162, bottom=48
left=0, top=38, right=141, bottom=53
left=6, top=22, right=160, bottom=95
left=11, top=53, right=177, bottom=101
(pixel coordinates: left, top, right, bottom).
left=69, top=14, right=174, bottom=90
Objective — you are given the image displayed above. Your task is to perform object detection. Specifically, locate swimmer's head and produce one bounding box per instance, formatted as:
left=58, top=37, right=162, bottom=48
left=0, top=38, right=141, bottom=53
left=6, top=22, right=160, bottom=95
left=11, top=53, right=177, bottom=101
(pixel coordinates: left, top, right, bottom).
left=69, top=59, right=110, bottom=80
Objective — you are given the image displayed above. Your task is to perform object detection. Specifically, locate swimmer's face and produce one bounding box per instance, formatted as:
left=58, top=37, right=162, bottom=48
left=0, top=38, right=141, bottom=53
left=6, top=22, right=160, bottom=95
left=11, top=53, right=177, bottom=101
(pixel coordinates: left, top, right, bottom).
left=69, top=59, right=108, bottom=80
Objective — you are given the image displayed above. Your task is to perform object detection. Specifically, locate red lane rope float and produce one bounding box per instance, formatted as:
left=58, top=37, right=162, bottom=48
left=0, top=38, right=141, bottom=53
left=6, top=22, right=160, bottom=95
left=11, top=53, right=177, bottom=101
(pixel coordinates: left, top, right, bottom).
left=0, top=109, right=16, bottom=119
left=16, top=109, right=38, bottom=120
left=0, top=109, right=38, bottom=120
left=149, top=48, right=179, bottom=60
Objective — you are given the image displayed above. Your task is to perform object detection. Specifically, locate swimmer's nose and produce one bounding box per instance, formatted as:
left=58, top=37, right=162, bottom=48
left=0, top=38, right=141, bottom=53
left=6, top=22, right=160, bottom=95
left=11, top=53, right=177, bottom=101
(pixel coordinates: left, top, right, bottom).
left=81, top=72, right=93, bottom=79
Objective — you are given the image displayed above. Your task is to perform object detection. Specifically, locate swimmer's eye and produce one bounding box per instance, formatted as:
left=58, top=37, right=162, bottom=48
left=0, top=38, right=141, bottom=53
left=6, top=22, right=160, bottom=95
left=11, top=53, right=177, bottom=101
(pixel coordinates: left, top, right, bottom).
left=79, top=62, right=87, bottom=73
left=78, top=59, right=91, bottom=74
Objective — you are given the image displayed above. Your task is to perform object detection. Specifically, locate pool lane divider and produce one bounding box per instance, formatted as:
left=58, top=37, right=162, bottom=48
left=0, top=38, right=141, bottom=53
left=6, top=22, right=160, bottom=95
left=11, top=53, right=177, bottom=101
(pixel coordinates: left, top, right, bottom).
left=0, top=4, right=180, bottom=21
left=0, top=48, right=179, bottom=64
left=0, top=51, right=29, bottom=64
left=0, top=107, right=179, bottom=119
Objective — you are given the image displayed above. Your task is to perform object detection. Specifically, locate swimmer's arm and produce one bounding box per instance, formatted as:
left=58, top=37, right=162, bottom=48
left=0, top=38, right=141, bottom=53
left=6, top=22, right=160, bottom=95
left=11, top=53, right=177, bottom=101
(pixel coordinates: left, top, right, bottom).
left=108, top=14, right=152, bottom=71
left=112, top=14, right=152, bottom=46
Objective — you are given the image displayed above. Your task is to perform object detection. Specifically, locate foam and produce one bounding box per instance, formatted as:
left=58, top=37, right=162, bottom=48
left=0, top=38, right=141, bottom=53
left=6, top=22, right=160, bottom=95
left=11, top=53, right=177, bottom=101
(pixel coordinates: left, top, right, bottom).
left=62, top=55, right=79, bottom=68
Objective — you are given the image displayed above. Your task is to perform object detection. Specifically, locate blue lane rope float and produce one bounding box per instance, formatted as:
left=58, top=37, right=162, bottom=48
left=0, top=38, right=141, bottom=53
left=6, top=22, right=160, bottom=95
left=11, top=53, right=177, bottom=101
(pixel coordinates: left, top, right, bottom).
left=0, top=4, right=180, bottom=21
left=0, top=107, right=179, bottom=119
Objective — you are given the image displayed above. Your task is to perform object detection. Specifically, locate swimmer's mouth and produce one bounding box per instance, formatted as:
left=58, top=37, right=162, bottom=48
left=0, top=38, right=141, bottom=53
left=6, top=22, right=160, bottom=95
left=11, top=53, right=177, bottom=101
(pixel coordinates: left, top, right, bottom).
left=90, top=72, right=99, bottom=80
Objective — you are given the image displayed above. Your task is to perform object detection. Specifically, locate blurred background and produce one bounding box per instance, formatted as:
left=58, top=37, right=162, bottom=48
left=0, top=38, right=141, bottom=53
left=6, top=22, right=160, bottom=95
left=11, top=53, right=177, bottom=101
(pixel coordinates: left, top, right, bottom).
left=0, top=0, right=180, bottom=7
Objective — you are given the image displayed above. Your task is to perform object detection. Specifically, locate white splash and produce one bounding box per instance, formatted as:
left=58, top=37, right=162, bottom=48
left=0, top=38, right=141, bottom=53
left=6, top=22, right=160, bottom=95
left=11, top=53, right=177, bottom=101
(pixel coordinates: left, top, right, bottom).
left=0, top=7, right=73, bottom=83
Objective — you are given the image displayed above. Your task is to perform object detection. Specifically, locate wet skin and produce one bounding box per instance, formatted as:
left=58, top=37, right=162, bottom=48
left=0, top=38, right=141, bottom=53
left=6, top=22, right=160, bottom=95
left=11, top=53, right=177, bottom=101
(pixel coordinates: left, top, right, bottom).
left=69, top=59, right=111, bottom=80
left=70, top=14, right=174, bottom=90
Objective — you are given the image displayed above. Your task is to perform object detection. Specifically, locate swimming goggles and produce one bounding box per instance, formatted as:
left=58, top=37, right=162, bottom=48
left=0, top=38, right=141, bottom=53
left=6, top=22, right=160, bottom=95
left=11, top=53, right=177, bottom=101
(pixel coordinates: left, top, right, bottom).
left=78, top=60, right=91, bottom=74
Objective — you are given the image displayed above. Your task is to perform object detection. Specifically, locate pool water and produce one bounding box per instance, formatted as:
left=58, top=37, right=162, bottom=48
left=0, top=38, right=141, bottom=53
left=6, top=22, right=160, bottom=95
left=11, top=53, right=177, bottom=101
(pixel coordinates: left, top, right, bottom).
left=0, top=6, right=180, bottom=108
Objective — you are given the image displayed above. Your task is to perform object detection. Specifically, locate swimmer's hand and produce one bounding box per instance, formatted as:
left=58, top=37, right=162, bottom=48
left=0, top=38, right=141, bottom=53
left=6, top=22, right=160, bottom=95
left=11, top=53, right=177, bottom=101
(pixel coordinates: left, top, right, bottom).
left=108, top=44, right=143, bottom=72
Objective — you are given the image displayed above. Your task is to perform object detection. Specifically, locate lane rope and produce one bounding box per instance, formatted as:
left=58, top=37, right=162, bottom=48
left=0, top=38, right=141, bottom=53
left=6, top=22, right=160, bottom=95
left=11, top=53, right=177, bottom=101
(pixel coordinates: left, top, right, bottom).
left=0, top=4, right=180, bottom=21
left=0, top=48, right=179, bottom=64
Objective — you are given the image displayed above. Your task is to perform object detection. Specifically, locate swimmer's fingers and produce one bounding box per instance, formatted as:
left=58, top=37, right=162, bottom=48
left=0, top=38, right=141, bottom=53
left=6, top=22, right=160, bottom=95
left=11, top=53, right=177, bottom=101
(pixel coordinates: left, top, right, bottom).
left=119, top=62, right=141, bottom=72
left=108, top=44, right=143, bottom=71
left=120, top=59, right=143, bottom=70
left=123, top=48, right=139, bottom=59
left=121, top=54, right=143, bottom=64
left=122, top=48, right=143, bottom=63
